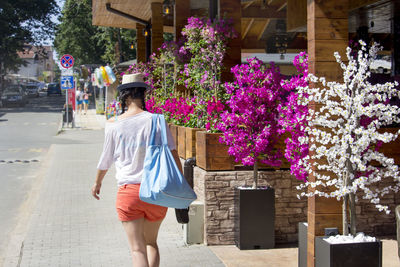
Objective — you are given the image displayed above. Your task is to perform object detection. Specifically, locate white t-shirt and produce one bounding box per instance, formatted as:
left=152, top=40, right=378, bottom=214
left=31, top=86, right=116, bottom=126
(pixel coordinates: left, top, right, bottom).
left=76, top=90, right=83, bottom=101
left=97, top=111, right=176, bottom=186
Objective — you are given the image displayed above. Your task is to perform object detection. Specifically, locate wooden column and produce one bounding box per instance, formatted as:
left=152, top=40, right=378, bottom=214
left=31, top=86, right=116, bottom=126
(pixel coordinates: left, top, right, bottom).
left=174, top=0, right=190, bottom=42
left=151, top=2, right=163, bottom=55
left=136, top=23, right=146, bottom=63
left=219, top=0, right=242, bottom=82
left=307, top=1, right=348, bottom=266
left=392, top=2, right=400, bottom=76
left=174, top=0, right=190, bottom=95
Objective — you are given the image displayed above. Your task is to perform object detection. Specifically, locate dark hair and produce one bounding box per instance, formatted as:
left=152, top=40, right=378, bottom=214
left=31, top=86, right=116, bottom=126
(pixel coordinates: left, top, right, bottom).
left=119, top=87, right=147, bottom=114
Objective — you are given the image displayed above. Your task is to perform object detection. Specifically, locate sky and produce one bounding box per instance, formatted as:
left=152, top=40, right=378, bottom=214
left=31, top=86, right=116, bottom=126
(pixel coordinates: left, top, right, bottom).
left=51, top=0, right=65, bottom=64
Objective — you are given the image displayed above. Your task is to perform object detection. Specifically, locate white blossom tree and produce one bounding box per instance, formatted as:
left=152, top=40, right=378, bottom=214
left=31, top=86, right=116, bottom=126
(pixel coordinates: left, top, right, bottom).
left=297, top=41, right=400, bottom=236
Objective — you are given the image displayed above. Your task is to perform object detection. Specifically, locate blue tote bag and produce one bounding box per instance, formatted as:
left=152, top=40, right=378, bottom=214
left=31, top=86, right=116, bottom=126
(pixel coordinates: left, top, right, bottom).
left=139, top=114, right=197, bottom=209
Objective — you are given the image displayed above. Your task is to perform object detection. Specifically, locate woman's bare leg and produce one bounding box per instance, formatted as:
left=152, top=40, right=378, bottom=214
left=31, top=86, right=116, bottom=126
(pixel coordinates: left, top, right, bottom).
left=122, top=218, right=149, bottom=267
left=144, top=219, right=164, bottom=267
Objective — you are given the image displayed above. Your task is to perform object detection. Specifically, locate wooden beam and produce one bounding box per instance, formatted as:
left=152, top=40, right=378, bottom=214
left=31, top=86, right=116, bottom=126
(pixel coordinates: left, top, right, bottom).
left=242, top=37, right=265, bottom=50
left=268, top=0, right=286, bottom=5
left=242, top=6, right=286, bottom=19
left=307, top=0, right=348, bottom=266
left=174, top=0, right=190, bottom=41
left=308, top=18, right=347, bottom=40
left=163, top=26, right=174, bottom=33
left=308, top=1, right=348, bottom=19
left=241, top=48, right=265, bottom=53
left=349, top=0, right=381, bottom=11
left=164, top=16, right=173, bottom=27
left=151, top=2, right=163, bottom=55
left=287, top=0, right=306, bottom=32
left=242, top=18, right=255, bottom=40
left=277, top=2, right=287, bottom=12
left=220, top=0, right=241, bottom=82
left=242, top=35, right=308, bottom=50
left=257, top=19, right=270, bottom=40
left=136, top=23, right=146, bottom=63
left=242, top=0, right=255, bottom=9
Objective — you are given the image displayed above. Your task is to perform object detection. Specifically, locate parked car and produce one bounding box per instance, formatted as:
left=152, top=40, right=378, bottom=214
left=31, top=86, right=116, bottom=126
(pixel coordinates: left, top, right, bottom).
left=25, top=84, right=40, bottom=97
left=42, top=83, right=49, bottom=92
left=47, top=83, right=62, bottom=96
left=1, top=85, right=28, bottom=107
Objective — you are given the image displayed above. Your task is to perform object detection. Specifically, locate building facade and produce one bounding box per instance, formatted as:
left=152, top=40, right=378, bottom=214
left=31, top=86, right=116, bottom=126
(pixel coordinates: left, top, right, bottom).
left=12, top=45, right=55, bottom=83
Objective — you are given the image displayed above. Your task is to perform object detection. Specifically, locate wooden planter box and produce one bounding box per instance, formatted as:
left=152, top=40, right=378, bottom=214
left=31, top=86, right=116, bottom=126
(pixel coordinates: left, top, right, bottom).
left=196, top=131, right=234, bottom=171
left=169, top=124, right=178, bottom=152
left=185, top=127, right=204, bottom=159
left=177, top=126, right=187, bottom=159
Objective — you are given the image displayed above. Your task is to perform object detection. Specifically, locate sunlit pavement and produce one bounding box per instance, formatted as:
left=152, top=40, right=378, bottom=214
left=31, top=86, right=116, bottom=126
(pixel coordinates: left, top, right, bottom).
left=3, top=108, right=225, bottom=267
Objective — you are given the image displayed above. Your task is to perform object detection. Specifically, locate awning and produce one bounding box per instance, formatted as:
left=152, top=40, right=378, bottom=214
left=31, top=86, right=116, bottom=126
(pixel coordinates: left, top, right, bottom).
left=92, top=0, right=162, bottom=30
left=117, top=59, right=137, bottom=68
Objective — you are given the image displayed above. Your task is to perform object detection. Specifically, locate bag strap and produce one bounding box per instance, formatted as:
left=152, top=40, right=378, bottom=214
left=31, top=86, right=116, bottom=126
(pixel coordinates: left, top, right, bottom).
left=149, top=113, right=159, bottom=145
left=159, top=115, right=168, bottom=145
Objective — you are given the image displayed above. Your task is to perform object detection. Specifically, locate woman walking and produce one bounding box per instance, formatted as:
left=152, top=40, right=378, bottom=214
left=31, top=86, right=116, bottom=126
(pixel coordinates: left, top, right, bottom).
left=75, top=88, right=83, bottom=114
left=83, top=88, right=90, bottom=115
left=92, top=73, right=181, bottom=267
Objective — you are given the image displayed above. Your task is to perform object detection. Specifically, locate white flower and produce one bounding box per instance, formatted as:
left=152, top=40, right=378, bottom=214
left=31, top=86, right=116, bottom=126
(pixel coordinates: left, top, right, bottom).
left=297, top=42, right=400, bottom=217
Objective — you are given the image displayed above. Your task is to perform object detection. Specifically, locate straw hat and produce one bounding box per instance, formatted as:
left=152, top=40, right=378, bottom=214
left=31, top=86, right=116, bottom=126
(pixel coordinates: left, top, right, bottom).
left=117, top=73, right=149, bottom=91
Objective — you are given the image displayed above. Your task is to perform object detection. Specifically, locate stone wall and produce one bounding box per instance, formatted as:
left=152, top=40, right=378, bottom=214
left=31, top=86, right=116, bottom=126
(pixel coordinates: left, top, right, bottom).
left=193, top=167, right=400, bottom=246
left=356, top=179, right=400, bottom=236
left=193, top=168, right=307, bottom=245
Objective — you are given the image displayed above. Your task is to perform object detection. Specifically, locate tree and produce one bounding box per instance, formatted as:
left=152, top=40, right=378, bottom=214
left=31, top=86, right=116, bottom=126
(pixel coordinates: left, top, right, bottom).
left=297, top=42, right=400, bottom=236
left=0, top=0, right=58, bottom=83
left=218, top=58, right=285, bottom=188
left=94, top=27, right=136, bottom=65
left=54, top=0, right=137, bottom=66
left=54, top=0, right=105, bottom=66
left=53, top=63, right=61, bottom=83
left=179, top=17, right=236, bottom=129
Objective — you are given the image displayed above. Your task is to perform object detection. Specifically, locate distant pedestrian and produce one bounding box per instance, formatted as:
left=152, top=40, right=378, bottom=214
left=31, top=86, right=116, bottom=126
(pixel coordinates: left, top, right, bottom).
left=76, top=88, right=83, bottom=114
left=92, top=73, right=180, bottom=267
left=83, top=88, right=90, bottom=115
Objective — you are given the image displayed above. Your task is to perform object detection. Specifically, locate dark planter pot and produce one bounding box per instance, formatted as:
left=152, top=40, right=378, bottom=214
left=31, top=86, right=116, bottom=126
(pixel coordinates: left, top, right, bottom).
left=315, top=236, right=382, bottom=267
left=235, top=187, right=275, bottom=250
left=298, top=222, right=307, bottom=267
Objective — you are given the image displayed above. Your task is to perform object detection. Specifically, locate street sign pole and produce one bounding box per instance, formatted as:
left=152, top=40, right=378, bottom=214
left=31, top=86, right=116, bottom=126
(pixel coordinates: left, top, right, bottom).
left=72, top=77, right=75, bottom=128
left=61, top=75, right=74, bottom=127
left=60, top=54, right=74, bottom=128
left=66, top=89, right=69, bottom=126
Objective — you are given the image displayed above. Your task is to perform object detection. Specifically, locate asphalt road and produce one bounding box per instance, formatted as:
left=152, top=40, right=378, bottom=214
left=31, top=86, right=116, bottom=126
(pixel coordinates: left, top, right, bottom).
left=0, top=92, right=66, bottom=262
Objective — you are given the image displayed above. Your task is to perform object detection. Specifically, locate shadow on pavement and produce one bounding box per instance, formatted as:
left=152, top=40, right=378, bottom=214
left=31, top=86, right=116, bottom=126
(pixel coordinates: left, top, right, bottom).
left=0, top=95, right=65, bottom=114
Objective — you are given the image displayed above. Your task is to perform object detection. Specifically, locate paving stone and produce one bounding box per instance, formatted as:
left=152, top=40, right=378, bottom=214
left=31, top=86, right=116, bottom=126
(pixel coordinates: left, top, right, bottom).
left=11, top=126, right=224, bottom=267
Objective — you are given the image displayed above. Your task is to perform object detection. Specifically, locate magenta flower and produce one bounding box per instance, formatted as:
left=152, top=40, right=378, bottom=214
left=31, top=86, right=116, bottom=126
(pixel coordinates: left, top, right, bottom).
left=218, top=58, right=285, bottom=168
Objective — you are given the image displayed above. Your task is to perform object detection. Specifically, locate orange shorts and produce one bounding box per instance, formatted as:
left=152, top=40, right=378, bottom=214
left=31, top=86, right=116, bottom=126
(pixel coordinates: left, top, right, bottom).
left=116, top=184, right=167, bottom=222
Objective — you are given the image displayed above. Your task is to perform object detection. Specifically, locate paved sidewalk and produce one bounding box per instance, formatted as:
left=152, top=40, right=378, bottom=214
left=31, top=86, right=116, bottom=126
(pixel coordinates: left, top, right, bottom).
left=71, top=110, right=105, bottom=130
left=8, top=109, right=399, bottom=267
left=3, top=110, right=224, bottom=267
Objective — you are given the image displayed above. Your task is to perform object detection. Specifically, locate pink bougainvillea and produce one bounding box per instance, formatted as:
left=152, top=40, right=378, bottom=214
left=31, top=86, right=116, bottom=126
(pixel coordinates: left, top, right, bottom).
left=205, top=96, right=225, bottom=131
left=218, top=58, right=285, bottom=168
left=278, top=52, right=309, bottom=182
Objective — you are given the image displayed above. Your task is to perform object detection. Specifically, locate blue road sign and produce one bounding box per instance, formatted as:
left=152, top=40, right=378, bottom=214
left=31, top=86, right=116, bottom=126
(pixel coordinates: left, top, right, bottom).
left=61, top=76, right=74, bottom=90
